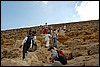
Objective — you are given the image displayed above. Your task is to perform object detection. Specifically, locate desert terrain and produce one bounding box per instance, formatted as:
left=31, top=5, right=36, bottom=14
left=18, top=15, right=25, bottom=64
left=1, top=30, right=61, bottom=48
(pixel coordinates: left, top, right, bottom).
left=1, top=20, right=99, bottom=66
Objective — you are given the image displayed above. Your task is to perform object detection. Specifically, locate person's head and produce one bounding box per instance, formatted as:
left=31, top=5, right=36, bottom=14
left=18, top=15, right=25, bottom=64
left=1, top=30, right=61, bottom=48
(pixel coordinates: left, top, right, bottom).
left=45, top=22, right=47, bottom=25
left=27, top=32, right=31, bottom=37
left=53, top=30, right=56, bottom=34
left=53, top=29, right=56, bottom=31
left=48, top=46, right=54, bottom=52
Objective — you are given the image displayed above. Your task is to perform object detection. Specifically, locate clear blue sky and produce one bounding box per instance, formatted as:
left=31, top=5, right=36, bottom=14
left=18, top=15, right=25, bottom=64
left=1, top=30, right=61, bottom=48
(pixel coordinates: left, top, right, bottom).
left=1, top=1, right=99, bottom=30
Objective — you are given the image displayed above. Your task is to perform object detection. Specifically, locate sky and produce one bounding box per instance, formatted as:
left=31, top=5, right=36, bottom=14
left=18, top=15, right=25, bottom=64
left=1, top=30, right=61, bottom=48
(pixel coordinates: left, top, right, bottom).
left=1, top=1, right=99, bottom=30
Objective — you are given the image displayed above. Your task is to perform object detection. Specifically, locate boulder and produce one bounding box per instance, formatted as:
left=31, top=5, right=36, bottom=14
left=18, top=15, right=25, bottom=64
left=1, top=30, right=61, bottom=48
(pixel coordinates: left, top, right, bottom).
left=87, top=42, right=99, bottom=55
left=66, top=54, right=99, bottom=66
left=63, top=48, right=73, bottom=60
left=72, top=42, right=99, bottom=57
left=1, top=58, right=29, bottom=66
left=1, top=48, right=22, bottom=59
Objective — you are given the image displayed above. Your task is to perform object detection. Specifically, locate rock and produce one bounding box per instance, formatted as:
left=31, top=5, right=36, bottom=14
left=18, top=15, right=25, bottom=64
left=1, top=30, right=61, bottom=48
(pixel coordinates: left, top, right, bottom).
left=1, top=58, right=29, bottom=66
left=72, top=45, right=88, bottom=57
left=59, top=30, right=65, bottom=35
left=22, top=52, right=43, bottom=66
left=34, top=47, right=51, bottom=64
left=63, top=48, right=73, bottom=60
left=58, top=44, right=68, bottom=50
left=84, top=59, right=99, bottom=66
left=67, top=61, right=85, bottom=66
left=26, top=52, right=39, bottom=62
left=1, top=20, right=99, bottom=66
left=1, top=48, right=22, bottom=59
left=15, top=40, right=23, bottom=48
left=2, top=39, right=15, bottom=46
left=84, top=54, right=99, bottom=66
left=64, top=40, right=83, bottom=48
left=87, top=42, right=99, bottom=55
left=31, top=61, right=43, bottom=66
left=72, top=42, right=99, bottom=57
left=64, top=51, right=73, bottom=60
left=66, top=54, right=99, bottom=66
left=51, top=61, right=63, bottom=66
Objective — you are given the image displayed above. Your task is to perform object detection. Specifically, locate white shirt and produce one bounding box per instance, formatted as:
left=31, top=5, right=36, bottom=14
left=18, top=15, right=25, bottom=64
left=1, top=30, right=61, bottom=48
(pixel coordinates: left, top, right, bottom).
left=22, top=36, right=33, bottom=48
left=64, top=25, right=66, bottom=29
left=34, top=36, right=36, bottom=40
left=44, top=34, right=51, bottom=41
left=33, top=36, right=36, bottom=43
left=44, top=24, right=48, bottom=29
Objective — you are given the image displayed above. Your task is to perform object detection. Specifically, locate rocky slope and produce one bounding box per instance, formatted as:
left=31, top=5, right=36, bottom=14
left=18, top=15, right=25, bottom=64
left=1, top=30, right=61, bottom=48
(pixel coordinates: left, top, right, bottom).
left=1, top=20, right=99, bottom=66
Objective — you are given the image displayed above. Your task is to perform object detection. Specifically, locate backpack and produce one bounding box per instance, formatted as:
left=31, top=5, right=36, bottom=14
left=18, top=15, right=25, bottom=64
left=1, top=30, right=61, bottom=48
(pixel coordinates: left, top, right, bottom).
left=57, top=50, right=64, bottom=55
left=48, top=29, right=51, bottom=34
left=56, top=50, right=67, bottom=65
left=26, top=36, right=31, bottom=44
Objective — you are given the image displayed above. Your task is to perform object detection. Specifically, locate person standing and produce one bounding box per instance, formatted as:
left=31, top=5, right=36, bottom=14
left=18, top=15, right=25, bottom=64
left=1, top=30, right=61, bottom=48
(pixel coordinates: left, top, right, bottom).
left=21, top=33, right=33, bottom=60
left=44, top=22, right=48, bottom=29
left=48, top=28, right=52, bottom=34
left=44, top=33, right=51, bottom=48
left=52, top=30, right=58, bottom=48
left=31, top=30, right=37, bottom=51
left=43, top=22, right=48, bottom=34
left=63, top=25, right=66, bottom=31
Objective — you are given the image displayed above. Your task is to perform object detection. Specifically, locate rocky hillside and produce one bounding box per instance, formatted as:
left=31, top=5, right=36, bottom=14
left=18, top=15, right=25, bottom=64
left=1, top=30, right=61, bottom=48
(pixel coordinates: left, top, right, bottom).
left=1, top=20, right=99, bottom=66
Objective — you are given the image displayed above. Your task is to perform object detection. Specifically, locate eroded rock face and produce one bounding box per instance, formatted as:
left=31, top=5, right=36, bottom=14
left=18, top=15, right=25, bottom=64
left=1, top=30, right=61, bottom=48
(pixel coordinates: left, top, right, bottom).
left=72, top=42, right=99, bottom=57
left=64, top=51, right=73, bottom=60
left=87, top=43, right=99, bottom=55
left=1, top=58, right=29, bottom=66
left=1, top=48, right=22, bottom=59
left=34, top=47, right=51, bottom=64
left=66, top=54, right=99, bottom=66
left=1, top=20, right=99, bottom=66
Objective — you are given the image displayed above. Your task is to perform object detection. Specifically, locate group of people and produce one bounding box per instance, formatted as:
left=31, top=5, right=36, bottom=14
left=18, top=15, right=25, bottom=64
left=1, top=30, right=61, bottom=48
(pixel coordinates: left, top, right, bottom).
left=43, top=23, right=67, bottom=65
left=20, top=22, right=67, bottom=66
left=44, top=28, right=58, bottom=48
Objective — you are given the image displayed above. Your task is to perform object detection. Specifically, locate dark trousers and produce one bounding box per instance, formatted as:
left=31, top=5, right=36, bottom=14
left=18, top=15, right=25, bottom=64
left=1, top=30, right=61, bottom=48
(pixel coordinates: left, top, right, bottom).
left=23, top=43, right=30, bottom=59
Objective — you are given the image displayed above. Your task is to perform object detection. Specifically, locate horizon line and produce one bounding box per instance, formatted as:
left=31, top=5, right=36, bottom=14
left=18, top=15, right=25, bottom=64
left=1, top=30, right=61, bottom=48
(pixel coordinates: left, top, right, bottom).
left=1, top=19, right=99, bottom=31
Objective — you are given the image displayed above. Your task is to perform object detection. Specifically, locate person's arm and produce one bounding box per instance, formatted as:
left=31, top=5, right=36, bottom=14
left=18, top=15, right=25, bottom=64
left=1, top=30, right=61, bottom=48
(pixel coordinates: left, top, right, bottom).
left=30, top=39, right=33, bottom=48
left=49, top=34, right=52, bottom=38
left=50, top=50, right=57, bottom=62
left=34, top=36, right=36, bottom=40
left=22, top=37, right=27, bottom=45
left=34, top=36, right=36, bottom=43
left=56, top=34, right=58, bottom=39
left=50, top=57, right=55, bottom=62
left=21, top=37, right=27, bottom=48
